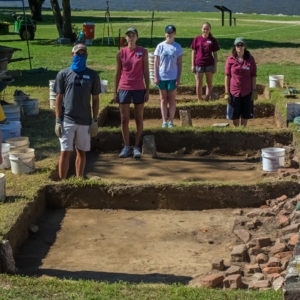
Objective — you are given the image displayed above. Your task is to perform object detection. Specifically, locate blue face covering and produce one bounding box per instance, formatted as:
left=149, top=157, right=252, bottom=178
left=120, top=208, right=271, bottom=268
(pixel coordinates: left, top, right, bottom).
left=70, top=54, right=87, bottom=73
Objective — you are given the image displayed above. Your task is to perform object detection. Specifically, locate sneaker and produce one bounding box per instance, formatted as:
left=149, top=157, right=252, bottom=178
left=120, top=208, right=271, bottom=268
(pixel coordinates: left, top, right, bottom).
left=133, top=146, right=141, bottom=159
left=168, top=121, right=174, bottom=128
left=119, top=146, right=132, bottom=158
left=162, top=122, right=168, bottom=128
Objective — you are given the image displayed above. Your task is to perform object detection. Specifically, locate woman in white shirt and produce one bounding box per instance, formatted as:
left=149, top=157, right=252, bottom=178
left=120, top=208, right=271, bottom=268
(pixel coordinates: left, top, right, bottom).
left=154, top=25, right=183, bottom=128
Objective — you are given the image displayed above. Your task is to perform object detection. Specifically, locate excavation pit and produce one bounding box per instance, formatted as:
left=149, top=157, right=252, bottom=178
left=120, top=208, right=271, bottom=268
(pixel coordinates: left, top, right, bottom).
left=99, top=102, right=277, bottom=129
left=11, top=181, right=300, bottom=284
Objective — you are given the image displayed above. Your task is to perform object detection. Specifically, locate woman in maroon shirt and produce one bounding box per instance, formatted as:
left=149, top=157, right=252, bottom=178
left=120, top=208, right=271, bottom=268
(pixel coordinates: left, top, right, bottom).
left=191, top=22, right=219, bottom=101
left=225, top=37, right=257, bottom=127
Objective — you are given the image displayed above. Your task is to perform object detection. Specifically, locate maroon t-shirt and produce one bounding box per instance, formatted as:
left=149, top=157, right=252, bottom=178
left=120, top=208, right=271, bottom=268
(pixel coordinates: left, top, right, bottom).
left=190, top=35, right=220, bottom=67
left=225, top=55, right=257, bottom=97
left=119, top=46, right=146, bottom=90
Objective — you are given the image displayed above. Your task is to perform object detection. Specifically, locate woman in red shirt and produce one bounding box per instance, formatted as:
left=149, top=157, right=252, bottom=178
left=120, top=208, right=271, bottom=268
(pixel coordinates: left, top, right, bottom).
left=225, top=37, right=257, bottom=127
left=113, top=27, right=149, bottom=158
left=191, top=22, right=219, bottom=101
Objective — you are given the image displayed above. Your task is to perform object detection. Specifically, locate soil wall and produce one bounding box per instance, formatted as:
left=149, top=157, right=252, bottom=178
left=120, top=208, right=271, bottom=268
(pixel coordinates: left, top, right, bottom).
left=45, top=181, right=300, bottom=210
left=92, top=130, right=293, bottom=154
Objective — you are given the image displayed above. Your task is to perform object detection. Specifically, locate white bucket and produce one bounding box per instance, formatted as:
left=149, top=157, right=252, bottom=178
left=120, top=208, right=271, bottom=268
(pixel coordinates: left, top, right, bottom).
left=9, top=148, right=35, bottom=174
left=5, top=136, right=29, bottom=151
left=0, top=173, right=6, bottom=201
left=269, top=75, right=284, bottom=88
left=0, top=121, right=21, bottom=142
left=261, top=147, right=285, bottom=172
left=2, top=104, right=21, bottom=121
left=0, top=143, right=10, bottom=169
left=21, top=99, right=39, bottom=116
left=148, top=52, right=155, bottom=85
left=49, top=80, right=56, bottom=109
left=100, top=79, right=108, bottom=94
left=49, top=80, right=56, bottom=99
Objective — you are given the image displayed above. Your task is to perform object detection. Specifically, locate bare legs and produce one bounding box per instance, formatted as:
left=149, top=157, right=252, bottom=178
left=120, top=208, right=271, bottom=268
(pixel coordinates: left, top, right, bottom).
left=195, top=71, right=214, bottom=101
left=233, top=118, right=248, bottom=127
left=159, top=89, right=176, bottom=123
left=120, top=103, right=144, bottom=147
left=58, top=149, right=86, bottom=180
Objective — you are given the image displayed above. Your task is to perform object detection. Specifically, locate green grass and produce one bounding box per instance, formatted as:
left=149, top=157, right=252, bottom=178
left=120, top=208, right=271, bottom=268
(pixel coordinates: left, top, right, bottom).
left=0, top=274, right=283, bottom=300
left=1, top=9, right=300, bottom=90
left=0, top=9, right=299, bottom=298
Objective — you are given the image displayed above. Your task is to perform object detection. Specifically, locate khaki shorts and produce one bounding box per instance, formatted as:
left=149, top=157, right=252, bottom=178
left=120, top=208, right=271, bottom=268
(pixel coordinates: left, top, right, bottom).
left=59, top=122, right=90, bottom=152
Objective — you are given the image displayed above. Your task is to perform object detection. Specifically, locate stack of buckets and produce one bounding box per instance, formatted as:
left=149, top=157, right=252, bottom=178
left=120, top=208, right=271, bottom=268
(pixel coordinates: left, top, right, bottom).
left=148, top=52, right=155, bottom=85
left=0, top=136, right=35, bottom=175
left=49, top=80, right=56, bottom=109
left=83, top=22, right=95, bottom=46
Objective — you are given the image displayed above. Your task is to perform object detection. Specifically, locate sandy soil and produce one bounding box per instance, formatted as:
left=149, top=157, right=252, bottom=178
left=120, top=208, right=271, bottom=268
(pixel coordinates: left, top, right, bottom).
left=16, top=208, right=244, bottom=283
left=85, top=153, right=266, bottom=184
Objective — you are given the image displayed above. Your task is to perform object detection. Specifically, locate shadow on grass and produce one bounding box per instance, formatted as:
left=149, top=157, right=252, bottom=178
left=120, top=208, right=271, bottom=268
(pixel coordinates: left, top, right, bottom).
left=12, top=70, right=58, bottom=87
left=34, top=269, right=192, bottom=284
left=92, top=37, right=300, bottom=50
left=21, top=108, right=58, bottom=159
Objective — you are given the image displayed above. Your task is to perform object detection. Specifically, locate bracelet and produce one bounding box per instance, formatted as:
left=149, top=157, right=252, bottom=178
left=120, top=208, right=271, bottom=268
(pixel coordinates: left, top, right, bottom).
left=56, top=117, right=62, bottom=123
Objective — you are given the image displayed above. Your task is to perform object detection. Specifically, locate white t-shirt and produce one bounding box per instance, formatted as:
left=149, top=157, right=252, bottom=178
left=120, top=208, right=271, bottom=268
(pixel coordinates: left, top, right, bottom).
left=154, top=41, right=183, bottom=81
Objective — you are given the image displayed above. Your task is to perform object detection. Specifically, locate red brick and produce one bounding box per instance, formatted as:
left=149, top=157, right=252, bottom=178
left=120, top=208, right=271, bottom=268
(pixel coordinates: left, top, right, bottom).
left=254, top=237, right=272, bottom=248
left=277, top=215, right=290, bottom=228
left=248, top=280, right=270, bottom=290
left=266, top=273, right=281, bottom=282
left=223, top=274, right=243, bottom=289
left=249, top=246, right=262, bottom=256
left=200, top=273, right=224, bottom=288
left=234, top=229, right=251, bottom=243
left=262, top=267, right=281, bottom=274
left=212, top=259, right=225, bottom=271
left=225, top=265, right=242, bottom=276
left=275, top=251, right=293, bottom=259
left=231, top=244, right=248, bottom=262
left=245, top=264, right=261, bottom=274
left=256, top=253, right=268, bottom=264
left=288, top=234, right=298, bottom=247
left=266, top=257, right=281, bottom=268
left=275, top=195, right=288, bottom=202
left=270, top=240, right=287, bottom=255
left=282, top=223, right=300, bottom=235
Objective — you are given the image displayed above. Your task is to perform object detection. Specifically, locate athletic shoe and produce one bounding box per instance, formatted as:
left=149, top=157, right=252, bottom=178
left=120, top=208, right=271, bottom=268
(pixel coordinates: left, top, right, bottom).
left=133, top=146, right=141, bottom=159
left=168, top=121, right=174, bottom=128
left=162, top=122, right=168, bottom=128
left=119, top=146, right=132, bottom=158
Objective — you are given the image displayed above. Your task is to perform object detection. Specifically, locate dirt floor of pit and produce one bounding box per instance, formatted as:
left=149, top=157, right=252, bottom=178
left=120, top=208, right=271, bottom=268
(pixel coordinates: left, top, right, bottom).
left=16, top=208, right=246, bottom=283
left=106, top=116, right=277, bottom=130
left=85, top=153, right=268, bottom=184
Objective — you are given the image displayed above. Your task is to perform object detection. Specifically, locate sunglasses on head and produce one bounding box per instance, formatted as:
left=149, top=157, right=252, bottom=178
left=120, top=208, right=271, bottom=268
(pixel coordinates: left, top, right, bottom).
left=236, top=43, right=245, bottom=47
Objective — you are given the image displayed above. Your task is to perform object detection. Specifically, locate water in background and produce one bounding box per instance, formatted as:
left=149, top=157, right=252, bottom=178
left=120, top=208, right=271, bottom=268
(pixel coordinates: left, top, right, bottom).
left=1, top=0, right=299, bottom=16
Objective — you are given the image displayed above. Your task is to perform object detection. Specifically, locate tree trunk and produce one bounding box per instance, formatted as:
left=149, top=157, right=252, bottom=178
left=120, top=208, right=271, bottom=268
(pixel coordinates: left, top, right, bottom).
left=62, top=0, right=73, bottom=39
left=50, top=0, right=63, bottom=37
left=28, top=0, right=45, bottom=21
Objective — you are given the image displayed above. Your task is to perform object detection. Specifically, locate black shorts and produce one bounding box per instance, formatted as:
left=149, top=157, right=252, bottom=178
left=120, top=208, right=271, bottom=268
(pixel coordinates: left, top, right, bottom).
left=226, top=93, right=253, bottom=120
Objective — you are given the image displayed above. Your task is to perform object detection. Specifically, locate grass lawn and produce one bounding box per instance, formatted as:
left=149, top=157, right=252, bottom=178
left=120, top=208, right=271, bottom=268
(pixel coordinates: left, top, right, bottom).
left=0, top=8, right=299, bottom=299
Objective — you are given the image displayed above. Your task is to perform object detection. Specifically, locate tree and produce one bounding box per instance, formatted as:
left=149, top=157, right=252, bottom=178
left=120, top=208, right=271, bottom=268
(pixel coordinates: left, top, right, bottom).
left=28, top=0, right=45, bottom=21
left=50, top=0, right=74, bottom=40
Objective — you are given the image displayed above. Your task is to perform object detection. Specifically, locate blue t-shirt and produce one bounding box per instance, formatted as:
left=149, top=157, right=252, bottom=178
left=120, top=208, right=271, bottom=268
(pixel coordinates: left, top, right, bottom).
left=154, top=41, right=183, bottom=81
